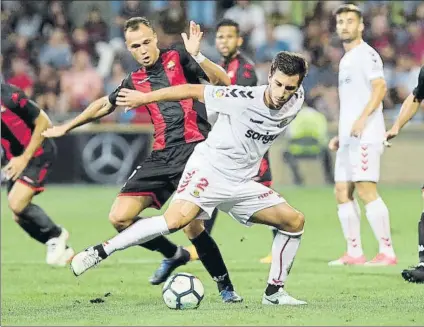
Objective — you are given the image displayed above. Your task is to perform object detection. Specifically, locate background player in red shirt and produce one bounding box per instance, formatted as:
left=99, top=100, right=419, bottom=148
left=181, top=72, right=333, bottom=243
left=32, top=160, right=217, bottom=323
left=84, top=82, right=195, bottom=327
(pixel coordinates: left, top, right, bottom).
left=386, top=66, right=424, bottom=283
left=43, top=17, right=242, bottom=302
left=184, top=19, right=275, bottom=264
left=1, top=83, right=74, bottom=266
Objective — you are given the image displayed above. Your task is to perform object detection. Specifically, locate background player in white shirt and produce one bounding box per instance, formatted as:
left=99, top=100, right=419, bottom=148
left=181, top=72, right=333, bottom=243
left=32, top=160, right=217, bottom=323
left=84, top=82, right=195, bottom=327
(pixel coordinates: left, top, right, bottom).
left=71, top=52, right=309, bottom=305
left=328, top=4, right=397, bottom=266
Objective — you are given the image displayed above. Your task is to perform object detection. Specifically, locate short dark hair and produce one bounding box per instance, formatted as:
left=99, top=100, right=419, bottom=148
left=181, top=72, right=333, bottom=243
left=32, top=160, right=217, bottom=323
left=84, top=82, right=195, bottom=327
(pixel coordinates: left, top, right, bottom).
left=124, top=17, right=154, bottom=33
left=270, top=51, right=308, bottom=85
left=216, top=19, right=240, bottom=35
left=333, top=3, right=363, bottom=19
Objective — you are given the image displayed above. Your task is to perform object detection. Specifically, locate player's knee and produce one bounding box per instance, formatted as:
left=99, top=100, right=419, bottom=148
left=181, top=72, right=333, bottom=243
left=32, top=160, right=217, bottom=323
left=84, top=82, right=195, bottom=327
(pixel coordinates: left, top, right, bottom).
left=356, top=185, right=377, bottom=204
left=278, top=211, right=305, bottom=233
left=12, top=214, right=20, bottom=224
left=183, top=220, right=204, bottom=239
left=334, top=183, right=353, bottom=203
left=7, top=195, right=26, bottom=215
left=108, top=211, right=132, bottom=231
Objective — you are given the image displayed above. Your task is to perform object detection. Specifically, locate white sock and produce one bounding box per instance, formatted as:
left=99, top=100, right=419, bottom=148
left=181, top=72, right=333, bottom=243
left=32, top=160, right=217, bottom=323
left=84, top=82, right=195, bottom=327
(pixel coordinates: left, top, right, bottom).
left=365, top=197, right=396, bottom=257
left=337, top=201, right=363, bottom=257
left=267, top=230, right=302, bottom=286
left=103, top=215, right=169, bottom=256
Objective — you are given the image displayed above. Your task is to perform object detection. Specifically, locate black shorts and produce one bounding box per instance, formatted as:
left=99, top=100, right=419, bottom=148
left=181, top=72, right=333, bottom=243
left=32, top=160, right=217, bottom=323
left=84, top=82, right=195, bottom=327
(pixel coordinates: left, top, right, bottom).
left=254, top=151, right=273, bottom=187
left=119, top=142, right=200, bottom=209
left=6, top=156, right=52, bottom=195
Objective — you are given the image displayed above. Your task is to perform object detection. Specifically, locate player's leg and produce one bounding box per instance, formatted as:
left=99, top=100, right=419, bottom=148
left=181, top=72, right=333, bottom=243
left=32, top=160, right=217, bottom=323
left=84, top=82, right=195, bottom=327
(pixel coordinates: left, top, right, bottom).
left=259, top=228, right=278, bottom=264
left=227, top=182, right=306, bottom=305
left=182, top=219, right=242, bottom=302
left=70, top=198, right=201, bottom=276
left=401, top=185, right=424, bottom=283
left=353, top=144, right=396, bottom=265
left=329, top=146, right=365, bottom=265
left=7, top=167, right=73, bottom=266
left=184, top=208, right=219, bottom=261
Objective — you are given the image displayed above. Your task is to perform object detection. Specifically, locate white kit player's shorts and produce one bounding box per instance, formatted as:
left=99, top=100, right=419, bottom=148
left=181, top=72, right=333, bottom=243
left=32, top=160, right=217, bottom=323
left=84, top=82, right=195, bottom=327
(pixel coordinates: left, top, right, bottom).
left=335, top=142, right=384, bottom=183
left=171, top=155, right=285, bottom=226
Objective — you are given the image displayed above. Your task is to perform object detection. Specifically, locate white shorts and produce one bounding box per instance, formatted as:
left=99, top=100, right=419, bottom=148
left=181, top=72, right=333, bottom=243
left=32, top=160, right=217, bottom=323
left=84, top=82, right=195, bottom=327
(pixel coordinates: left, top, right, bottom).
left=335, top=143, right=383, bottom=183
left=171, top=156, right=285, bottom=226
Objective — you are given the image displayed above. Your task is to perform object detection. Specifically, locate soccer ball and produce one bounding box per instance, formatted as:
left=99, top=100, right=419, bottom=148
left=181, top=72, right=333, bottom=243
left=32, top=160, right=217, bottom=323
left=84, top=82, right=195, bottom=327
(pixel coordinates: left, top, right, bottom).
left=162, top=272, right=204, bottom=310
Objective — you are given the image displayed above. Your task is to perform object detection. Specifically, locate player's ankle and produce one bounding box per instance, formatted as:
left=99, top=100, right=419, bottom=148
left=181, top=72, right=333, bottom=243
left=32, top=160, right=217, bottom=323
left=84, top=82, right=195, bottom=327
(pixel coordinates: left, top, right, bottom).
left=265, top=284, right=282, bottom=296
left=95, top=244, right=108, bottom=259
left=217, top=279, right=234, bottom=292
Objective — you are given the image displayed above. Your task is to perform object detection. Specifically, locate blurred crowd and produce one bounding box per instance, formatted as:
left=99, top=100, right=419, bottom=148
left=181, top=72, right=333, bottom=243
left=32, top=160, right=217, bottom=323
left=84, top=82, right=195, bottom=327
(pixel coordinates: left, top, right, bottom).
left=1, top=0, right=423, bottom=124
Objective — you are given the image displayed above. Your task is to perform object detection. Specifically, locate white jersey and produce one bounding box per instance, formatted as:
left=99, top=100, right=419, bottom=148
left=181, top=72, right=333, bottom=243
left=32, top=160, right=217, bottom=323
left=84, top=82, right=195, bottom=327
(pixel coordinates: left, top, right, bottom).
left=338, top=41, right=385, bottom=146
left=192, top=84, right=304, bottom=182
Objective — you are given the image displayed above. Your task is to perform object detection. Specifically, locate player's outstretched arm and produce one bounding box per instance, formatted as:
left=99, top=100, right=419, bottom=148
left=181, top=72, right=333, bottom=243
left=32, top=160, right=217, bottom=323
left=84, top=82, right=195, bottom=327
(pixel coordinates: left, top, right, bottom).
left=386, top=93, right=421, bottom=140
left=42, top=96, right=115, bottom=138
left=182, top=21, right=230, bottom=86
left=118, top=85, right=206, bottom=110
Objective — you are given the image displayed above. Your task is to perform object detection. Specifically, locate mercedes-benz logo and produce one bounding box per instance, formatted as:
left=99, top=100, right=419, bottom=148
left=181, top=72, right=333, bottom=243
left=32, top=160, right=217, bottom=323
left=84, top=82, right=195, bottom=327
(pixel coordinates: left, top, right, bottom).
left=82, top=133, right=147, bottom=183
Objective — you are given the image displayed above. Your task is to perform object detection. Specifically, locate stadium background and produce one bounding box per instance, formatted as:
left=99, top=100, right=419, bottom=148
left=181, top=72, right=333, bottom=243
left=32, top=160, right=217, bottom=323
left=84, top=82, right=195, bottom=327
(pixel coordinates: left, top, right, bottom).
left=1, top=1, right=424, bottom=325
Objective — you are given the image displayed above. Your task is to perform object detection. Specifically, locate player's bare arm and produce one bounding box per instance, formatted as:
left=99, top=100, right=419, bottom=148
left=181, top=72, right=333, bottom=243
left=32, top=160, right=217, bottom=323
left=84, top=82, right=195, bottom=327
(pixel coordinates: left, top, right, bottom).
left=183, top=21, right=230, bottom=86
left=42, top=96, right=115, bottom=138
left=3, top=108, right=52, bottom=181
left=386, top=93, right=422, bottom=140
left=118, top=85, right=206, bottom=109
left=328, top=136, right=340, bottom=152
left=351, top=78, right=387, bottom=137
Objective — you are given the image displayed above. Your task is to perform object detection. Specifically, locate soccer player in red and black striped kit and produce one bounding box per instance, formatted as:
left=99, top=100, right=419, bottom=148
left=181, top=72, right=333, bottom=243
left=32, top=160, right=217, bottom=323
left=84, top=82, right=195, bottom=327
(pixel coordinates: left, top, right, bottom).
left=386, top=66, right=424, bottom=283
left=1, top=83, right=74, bottom=266
left=43, top=17, right=242, bottom=302
left=184, top=19, right=275, bottom=263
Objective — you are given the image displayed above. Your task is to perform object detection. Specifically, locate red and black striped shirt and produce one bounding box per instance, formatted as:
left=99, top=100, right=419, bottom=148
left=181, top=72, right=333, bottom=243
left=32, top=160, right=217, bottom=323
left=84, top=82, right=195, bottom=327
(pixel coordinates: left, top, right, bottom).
left=1, top=83, right=56, bottom=161
left=109, top=45, right=211, bottom=151
left=220, top=52, right=258, bottom=87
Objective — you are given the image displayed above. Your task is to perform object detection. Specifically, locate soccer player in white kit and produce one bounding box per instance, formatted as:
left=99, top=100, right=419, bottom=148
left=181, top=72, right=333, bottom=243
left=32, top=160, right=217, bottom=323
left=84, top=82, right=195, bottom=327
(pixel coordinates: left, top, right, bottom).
left=71, top=52, right=308, bottom=305
left=328, top=4, right=397, bottom=266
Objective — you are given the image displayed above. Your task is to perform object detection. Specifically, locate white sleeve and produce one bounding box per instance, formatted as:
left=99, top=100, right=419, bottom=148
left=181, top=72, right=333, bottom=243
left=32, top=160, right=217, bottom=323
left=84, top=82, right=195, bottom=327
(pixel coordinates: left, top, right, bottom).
left=203, top=85, right=249, bottom=117
left=363, top=50, right=384, bottom=81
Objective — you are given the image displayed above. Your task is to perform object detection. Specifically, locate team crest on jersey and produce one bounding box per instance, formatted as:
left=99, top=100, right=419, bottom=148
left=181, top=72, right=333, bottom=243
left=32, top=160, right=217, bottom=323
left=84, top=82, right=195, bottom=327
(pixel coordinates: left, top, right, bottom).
left=167, top=60, right=175, bottom=70
left=191, top=189, right=201, bottom=198
left=214, top=89, right=226, bottom=98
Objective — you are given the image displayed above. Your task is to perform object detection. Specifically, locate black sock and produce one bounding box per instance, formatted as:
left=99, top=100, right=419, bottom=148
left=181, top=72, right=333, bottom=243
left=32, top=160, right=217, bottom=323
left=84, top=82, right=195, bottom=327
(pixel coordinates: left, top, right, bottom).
left=191, top=230, right=233, bottom=292
left=141, top=236, right=178, bottom=258
left=272, top=228, right=278, bottom=239
left=419, top=212, right=424, bottom=263
left=114, top=216, right=178, bottom=258
left=17, top=203, right=62, bottom=244
left=265, top=284, right=282, bottom=296
left=95, top=244, right=108, bottom=259
left=204, top=208, right=218, bottom=234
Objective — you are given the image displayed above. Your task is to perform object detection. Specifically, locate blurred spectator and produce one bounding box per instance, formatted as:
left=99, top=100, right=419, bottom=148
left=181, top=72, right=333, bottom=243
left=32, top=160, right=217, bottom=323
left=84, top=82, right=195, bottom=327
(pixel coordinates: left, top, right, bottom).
left=71, top=27, right=96, bottom=60
left=33, top=64, right=60, bottom=112
left=7, top=58, right=34, bottom=97
left=13, top=3, right=42, bottom=40
left=39, top=1, right=73, bottom=39
left=256, top=23, right=290, bottom=63
left=58, top=51, right=104, bottom=113
left=84, top=6, right=110, bottom=44
left=393, top=53, right=421, bottom=102
left=224, top=0, right=266, bottom=53
left=112, top=0, right=150, bottom=39
left=158, top=1, right=187, bottom=37
left=407, top=22, right=424, bottom=64
left=38, top=28, right=72, bottom=70
left=187, top=1, right=216, bottom=30
left=104, top=61, right=127, bottom=95
left=272, top=15, right=304, bottom=52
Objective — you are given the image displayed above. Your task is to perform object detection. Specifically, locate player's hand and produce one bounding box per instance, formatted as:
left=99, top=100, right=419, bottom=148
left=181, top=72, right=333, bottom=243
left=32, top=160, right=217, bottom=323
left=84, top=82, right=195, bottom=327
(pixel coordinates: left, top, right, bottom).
left=350, top=118, right=366, bottom=138
left=181, top=21, right=203, bottom=56
left=117, top=88, right=146, bottom=110
left=42, top=125, right=69, bottom=138
left=328, top=136, right=339, bottom=152
left=385, top=125, right=400, bottom=141
left=2, top=155, right=30, bottom=181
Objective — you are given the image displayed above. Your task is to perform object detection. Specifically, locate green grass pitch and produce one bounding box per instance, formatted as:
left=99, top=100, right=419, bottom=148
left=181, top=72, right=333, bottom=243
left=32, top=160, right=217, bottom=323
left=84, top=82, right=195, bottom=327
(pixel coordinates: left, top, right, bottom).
left=1, top=185, right=423, bottom=326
